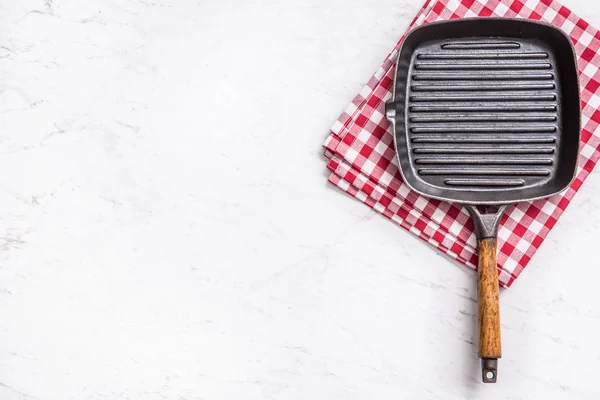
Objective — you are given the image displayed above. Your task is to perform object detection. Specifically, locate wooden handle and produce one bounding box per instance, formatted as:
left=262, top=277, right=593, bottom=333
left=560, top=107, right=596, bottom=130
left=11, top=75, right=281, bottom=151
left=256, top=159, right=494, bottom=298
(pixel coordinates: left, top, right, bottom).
left=477, top=238, right=501, bottom=358
left=465, top=205, right=506, bottom=383
left=477, top=237, right=501, bottom=382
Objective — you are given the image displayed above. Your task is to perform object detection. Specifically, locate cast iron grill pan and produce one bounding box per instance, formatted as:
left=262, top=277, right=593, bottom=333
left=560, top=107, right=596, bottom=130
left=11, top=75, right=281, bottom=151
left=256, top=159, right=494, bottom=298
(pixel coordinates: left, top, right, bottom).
left=385, top=18, right=580, bottom=383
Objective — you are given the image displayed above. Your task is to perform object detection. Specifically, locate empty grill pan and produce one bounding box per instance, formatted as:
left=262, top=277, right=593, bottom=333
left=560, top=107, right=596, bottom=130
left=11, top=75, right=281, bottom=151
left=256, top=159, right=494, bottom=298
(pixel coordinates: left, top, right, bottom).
left=385, top=18, right=580, bottom=383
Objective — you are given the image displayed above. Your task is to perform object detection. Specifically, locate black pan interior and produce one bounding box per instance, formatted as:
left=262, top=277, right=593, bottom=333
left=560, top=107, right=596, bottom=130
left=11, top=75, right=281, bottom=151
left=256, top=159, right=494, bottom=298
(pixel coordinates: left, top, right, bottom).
left=390, top=18, right=580, bottom=205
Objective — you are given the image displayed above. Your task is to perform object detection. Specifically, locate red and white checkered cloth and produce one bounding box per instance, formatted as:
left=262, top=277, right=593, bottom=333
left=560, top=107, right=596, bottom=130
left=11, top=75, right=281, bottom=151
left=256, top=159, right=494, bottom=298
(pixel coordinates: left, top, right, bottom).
left=323, top=0, right=600, bottom=288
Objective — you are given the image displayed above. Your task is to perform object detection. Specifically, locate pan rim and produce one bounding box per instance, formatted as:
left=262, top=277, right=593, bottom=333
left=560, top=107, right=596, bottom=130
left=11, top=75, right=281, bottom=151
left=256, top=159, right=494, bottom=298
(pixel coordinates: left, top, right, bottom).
left=387, top=17, right=581, bottom=206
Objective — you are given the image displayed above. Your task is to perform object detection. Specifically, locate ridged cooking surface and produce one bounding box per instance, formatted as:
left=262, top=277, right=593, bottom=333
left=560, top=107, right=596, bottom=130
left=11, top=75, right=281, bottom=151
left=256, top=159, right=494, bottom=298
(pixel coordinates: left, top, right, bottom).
left=406, top=38, right=559, bottom=190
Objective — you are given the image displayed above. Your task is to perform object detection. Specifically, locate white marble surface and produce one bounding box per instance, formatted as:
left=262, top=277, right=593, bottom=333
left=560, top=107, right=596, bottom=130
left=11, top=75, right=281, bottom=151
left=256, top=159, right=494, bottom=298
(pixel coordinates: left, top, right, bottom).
left=2, top=0, right=600, bottom=398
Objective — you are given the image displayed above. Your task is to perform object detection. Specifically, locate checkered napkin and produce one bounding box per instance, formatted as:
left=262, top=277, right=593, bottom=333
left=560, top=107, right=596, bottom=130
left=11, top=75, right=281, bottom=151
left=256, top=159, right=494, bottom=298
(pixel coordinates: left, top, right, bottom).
left=323, top=0, right=600, bottom=288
